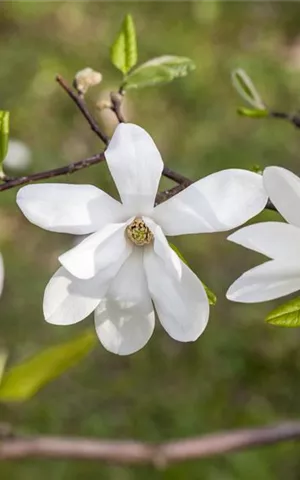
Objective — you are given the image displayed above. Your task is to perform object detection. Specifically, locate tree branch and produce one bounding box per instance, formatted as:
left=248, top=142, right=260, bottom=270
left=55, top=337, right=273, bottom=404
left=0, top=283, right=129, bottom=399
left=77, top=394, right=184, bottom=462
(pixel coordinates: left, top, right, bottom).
left=0, top=422, right=299, bottom=465
left=0, top=74, right=192, bottom=197
left=110, top=92, right=126, bottom=123
left=0, top=150, right=190, bottom=204
left=56, top=75, right=193, bottom=185
left=56, top=75, right=109, bottom=145
left=0, top=153, right=105, bottom=192
left=161, top=167, right=192, bottom=186
left=0, top=73, right=278, bottom=210
left=270, top=111, right=300, bottom=129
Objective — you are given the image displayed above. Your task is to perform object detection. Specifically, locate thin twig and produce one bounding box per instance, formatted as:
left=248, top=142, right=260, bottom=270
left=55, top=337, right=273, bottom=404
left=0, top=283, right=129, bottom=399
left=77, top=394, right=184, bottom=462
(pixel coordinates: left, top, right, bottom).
left=156, top=183, right=187, bottom=204
left=162, top=166, right=192, bottom=186
left=56, top=75, right=109, bottom=145
left=0, top=153, right=105, bottom=192
left=0, top=422, right=299, bottom=465
left=0, top=73, right=278, bottom=210
left=110, top=92, right=126, bottom=123
left=0, top=151, right=190, bottom=201
left=0, top=156, right=277, bottom=212
left=56, top=74, right=193, bottom=188
left=270, top=111, right=300, bottom=129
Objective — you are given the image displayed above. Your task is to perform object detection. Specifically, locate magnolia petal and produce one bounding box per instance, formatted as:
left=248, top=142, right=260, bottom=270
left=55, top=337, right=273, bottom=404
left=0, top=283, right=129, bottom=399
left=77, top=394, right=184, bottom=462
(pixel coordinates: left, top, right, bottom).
left=95, top=249, right=155, bottom=355
left=17, top=183, right=125, bottom=234
left=43, top=267, right=102, bottom=325
left=153, top=169, right=268, bottom=235
left=105, top=123, right=163, bottom=215
left=228, top=222, right=300, bottom=261
left=0, top=254, right=4, bottom=297
left=144, top=249, right=209, bottom=342
left=264, top=167, right=300, bottom=227
left=43, top=253, right=128, bottom=325
left=145, top=218, right=182, bottom=280
left=59, top=223, right=132, bottom=280
left=226, top=260, right=300, bottom=303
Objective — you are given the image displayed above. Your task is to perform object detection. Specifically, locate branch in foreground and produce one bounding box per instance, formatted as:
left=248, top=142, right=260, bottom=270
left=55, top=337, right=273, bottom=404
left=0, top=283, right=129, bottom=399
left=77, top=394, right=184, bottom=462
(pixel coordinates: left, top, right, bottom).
left=0, top=422, right=299, bottom=465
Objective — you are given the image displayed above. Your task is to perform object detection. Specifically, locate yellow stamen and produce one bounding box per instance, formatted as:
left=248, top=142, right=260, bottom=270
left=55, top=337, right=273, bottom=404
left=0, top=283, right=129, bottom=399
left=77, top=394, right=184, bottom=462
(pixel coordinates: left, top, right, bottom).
left=126, top=217, right=154, bottom=246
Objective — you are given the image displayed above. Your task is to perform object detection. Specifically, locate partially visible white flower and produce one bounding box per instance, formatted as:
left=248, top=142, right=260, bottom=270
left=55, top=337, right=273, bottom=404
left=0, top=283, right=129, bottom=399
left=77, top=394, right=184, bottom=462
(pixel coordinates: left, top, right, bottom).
left=16, top=123, right=267, bottom=355
left=4, top=140, right=31, bottom=171
left=227, top=166, right=300, bottom=303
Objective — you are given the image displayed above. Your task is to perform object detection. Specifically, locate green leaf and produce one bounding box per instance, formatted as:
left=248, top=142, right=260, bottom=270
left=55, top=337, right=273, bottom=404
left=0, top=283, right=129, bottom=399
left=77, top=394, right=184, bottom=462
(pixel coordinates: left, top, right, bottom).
left=237, top=107, right=268, bottom=118
left=232, top=69, right=265, bottom=109
left=266, top=297, right=300, bottom=327
left=169, top=242, right=187, bottom=264
left=124, top=55, right=195, bottom=90
left=110, top=14, right=137, bottom=75
left=0, top=330, right=97, bottom=402
left=169, top=242, right=217, bottom=306
left=0, top=350, right=8, bottom=386
left=0, top=111, right=9, bottom=163
left=202, top=282, right=217, bottom=306
left=251, top=164, right=263, bottom=174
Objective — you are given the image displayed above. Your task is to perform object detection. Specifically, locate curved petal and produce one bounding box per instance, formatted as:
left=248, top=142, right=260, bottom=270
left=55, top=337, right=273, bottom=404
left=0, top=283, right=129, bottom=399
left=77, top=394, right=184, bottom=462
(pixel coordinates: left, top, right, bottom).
left=144, top=248, right=209, bottom=342
left=44, top=253, right=128, bottom=325
left=228, top=222, right=300, bottom=261
left=17, top=183, right=125, bottom=234
left=95, top=249, right=155, bottom=355
left=59, top=223, right=132, bottom=279
left=153, top=169, right=268, bottom=235
left=43, top=268, right=101, bottom=325
left=226, top=260, right=300, bottom=303
left=0, top=254, right=4, bottom=297
left=264, top=167, right=300, bottom=227
left=105, top=123, right=163, bottom=215
left=144, top=217, right=182, bottom=280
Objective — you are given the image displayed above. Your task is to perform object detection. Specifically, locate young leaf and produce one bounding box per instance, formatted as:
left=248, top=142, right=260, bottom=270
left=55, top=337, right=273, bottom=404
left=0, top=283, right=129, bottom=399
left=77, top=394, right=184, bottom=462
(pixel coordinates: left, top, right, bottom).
left=237, top=107, right=268, bottom=118
left=0, top=350, right=8, bottom=386
left=0, top=111, right=9, bottom=163
left=110, top=14, right=137, bottom=75
left=169, top=242, right=188, bottom=264
left=232, top=69, right=265, bottom=110
left=0, top=330, right=97, bottom=402
left=169, top=242, right=217, bottom=306
left=202, top=282, right=217, bottom=306
left=124, top=56, right=195, bottom=90
left=251, top=164, right=263, bottom=174
left=266, top=297, right=300, bottom=327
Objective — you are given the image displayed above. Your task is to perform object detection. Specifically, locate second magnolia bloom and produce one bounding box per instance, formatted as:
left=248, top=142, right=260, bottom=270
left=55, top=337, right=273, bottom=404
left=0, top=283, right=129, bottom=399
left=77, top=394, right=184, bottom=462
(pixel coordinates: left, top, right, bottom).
left=227, top=166, right=300, bottom=303
left=17, top=123, right=267, bottom=355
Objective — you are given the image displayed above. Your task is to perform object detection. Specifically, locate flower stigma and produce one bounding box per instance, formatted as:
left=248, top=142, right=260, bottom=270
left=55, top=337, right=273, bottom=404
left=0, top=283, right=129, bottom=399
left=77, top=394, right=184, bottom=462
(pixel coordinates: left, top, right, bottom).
left=126, top=217, right=154, bottom=246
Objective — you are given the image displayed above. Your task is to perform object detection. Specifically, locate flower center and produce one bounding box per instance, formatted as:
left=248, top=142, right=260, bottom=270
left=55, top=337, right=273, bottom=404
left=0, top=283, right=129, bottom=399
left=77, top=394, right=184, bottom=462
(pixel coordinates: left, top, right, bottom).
left=126, top=217, right=154, bottom=246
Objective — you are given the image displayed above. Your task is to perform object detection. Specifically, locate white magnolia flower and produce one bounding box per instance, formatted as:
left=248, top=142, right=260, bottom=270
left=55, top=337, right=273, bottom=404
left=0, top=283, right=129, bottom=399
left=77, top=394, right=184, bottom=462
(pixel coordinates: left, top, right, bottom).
left=17, top=123, right=267, bottom=355
left=4, top=140, right=31, bottom=171
left=227, top=166, right=300, bottom=303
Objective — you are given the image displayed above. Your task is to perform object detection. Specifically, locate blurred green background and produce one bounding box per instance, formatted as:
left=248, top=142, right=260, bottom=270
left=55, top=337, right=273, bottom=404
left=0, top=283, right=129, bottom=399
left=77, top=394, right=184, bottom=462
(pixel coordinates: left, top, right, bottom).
left=1, top=2, right=300, bottom=479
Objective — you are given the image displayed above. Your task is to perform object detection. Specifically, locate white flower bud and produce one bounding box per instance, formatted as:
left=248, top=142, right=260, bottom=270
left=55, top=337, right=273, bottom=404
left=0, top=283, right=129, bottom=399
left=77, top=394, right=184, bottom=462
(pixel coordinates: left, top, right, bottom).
left=73, top=68, right=102, bottom=95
